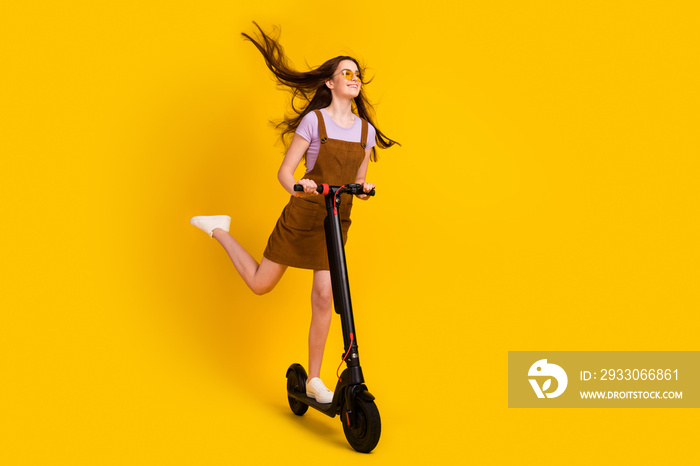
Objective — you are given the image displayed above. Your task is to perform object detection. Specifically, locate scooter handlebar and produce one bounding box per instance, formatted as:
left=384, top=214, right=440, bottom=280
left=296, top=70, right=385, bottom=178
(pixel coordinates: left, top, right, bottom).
left=293, top=183, right=375, bottom=196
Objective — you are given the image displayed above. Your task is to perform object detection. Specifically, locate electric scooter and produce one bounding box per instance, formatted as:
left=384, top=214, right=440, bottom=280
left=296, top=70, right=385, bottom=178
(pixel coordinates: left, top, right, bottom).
left=286, top=183, right=380, bottom=453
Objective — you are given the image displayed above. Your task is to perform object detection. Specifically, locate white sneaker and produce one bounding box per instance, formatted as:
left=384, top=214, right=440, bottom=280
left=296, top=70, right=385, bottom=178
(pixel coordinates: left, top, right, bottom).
left=306, top=377, right=334, bottom=404
left=190, top=215, right=231, bottom=237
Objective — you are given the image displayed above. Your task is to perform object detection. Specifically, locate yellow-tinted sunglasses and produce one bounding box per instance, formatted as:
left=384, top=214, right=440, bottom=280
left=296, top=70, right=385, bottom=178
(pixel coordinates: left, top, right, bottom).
left=334, top=69, right=362, bottom=83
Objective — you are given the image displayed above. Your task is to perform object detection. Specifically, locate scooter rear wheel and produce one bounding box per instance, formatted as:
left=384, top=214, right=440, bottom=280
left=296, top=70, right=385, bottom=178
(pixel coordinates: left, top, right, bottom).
left=286, top=366, right=309, bottom=416
left=341, top=398, right=381, bottom=453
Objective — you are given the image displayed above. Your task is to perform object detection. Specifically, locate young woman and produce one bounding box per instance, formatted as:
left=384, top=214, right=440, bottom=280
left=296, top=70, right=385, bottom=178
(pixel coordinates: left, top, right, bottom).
left=190, top=23, right=398, bottom=403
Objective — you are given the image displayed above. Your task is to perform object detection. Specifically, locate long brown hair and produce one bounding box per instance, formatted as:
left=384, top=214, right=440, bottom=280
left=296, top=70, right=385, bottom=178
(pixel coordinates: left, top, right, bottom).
left=241, top=22, right=399, bottom=161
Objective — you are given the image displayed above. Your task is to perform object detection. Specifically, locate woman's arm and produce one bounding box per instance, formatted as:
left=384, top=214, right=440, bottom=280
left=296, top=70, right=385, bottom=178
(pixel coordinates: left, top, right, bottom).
left=278, top=133, right=315, bottom=195
left=354, top=147, right=375, bottom=200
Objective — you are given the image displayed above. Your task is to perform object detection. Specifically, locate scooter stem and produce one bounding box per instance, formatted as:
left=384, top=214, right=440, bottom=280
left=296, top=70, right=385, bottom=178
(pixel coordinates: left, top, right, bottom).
left=323, top=185, right=364, bottom=384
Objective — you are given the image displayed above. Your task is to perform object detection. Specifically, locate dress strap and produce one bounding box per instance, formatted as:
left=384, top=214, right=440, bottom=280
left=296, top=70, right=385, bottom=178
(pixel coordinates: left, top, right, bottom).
left=314, top=110, right=328, bottom=144
left=360, top=117, right=368, bottom=149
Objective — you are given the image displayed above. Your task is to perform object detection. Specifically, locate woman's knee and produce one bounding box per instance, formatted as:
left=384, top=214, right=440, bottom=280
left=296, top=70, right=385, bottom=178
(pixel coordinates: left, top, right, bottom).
left=250, top=281, right=274, bottom=295
left=311, top=285, right=332, bottom=311
left=249, top=260, right=286, bottom=295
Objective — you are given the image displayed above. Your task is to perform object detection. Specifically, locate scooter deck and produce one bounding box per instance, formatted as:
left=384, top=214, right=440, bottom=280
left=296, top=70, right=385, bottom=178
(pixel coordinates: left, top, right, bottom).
left=287, top=390, right=338, bottom=417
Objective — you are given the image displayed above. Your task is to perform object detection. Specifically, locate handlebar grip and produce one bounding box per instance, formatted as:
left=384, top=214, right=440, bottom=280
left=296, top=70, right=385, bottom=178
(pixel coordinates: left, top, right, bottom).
left=293, top=184, right=325, bottom=194
left=343, top=184, right=376, bottom=196
left=360, top=189, right=376, bottom=196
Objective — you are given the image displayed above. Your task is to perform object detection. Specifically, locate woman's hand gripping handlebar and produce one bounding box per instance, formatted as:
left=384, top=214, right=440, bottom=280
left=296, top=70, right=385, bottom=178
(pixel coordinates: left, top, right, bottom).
left=293, top=183, right=376, bottom=197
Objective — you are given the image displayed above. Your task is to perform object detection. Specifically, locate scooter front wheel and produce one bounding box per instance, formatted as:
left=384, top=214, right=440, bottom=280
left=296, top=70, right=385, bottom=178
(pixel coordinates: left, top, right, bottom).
left=286, top=365, right=309, bottom=416
left=341, top=398, right=381, bottom=453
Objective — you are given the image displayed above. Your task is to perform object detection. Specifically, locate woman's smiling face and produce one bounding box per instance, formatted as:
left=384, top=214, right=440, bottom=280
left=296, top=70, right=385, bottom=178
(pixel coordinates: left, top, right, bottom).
left=327, top=59, right=362, bottom=98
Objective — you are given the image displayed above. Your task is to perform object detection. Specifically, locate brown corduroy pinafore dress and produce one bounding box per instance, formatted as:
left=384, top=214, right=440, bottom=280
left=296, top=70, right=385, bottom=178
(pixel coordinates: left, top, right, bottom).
left=263, top=109, right=369, bottom=270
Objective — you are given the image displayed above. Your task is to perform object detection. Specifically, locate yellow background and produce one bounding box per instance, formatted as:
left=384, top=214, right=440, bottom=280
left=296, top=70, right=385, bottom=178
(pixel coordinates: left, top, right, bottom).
left=2, top=1, right=698, bottom=463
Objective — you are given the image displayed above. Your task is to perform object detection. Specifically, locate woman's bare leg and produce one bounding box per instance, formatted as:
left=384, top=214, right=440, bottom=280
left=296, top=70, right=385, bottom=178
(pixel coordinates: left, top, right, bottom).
left=308, top=270, right=333, bottom=380
left=211, top=228, right=287, bottom=295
